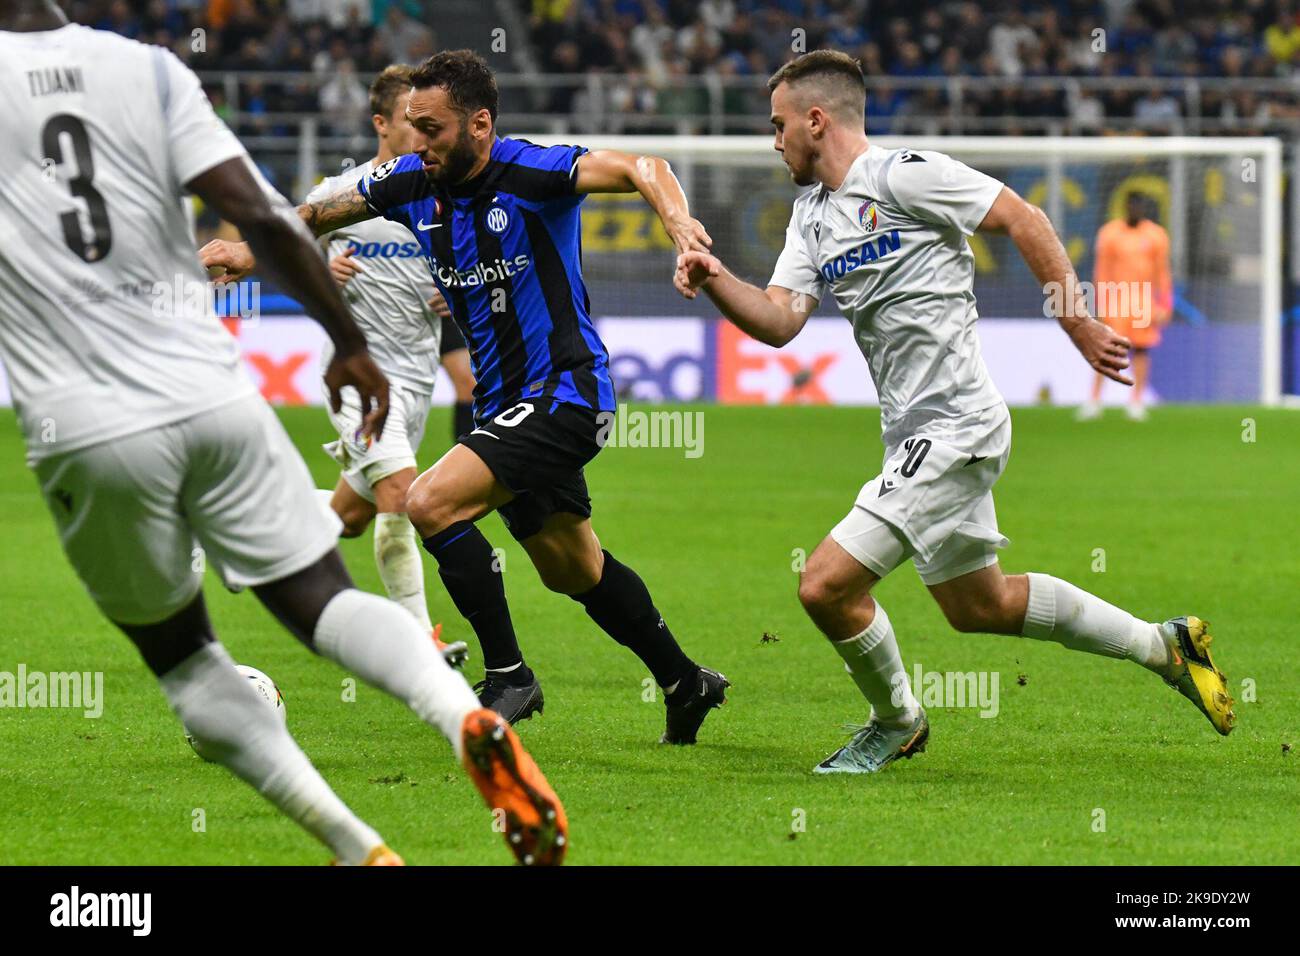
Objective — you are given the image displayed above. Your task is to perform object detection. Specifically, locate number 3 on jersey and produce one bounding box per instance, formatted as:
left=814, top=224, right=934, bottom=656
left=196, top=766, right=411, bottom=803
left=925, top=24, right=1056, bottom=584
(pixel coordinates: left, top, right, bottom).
left=41, top=114, right=113, bottom=262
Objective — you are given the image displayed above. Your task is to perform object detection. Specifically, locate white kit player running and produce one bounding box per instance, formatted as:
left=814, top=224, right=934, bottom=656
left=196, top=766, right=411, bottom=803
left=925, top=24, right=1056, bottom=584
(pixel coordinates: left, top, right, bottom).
left=0, top=3, right=565, bottom=865
left=296, top=64, right=466, bottom=666
left=675, top=50, right=1236, bottom=774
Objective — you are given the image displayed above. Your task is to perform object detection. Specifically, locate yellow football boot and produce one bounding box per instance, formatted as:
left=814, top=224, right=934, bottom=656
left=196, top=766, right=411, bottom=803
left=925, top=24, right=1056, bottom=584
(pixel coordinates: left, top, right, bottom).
left=1161, top=616, right=1235, bottom=736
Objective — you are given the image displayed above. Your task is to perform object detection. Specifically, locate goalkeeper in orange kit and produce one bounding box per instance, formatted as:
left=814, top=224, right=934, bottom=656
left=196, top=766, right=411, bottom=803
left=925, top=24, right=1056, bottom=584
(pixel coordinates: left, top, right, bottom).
left=1078, top=191, right=1172, bottom=421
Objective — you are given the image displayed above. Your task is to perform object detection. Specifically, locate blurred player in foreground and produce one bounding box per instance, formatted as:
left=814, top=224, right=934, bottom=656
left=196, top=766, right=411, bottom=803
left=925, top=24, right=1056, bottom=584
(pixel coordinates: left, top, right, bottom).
left=676, top=51, right=1234, bottom=774
left=202, top=50, right=729, bottom=744
left=1078, top=191, right=1172, bottom=421
left=301, top=63, right=467, bottom=668
left=0, top=1, right=564, bottom=864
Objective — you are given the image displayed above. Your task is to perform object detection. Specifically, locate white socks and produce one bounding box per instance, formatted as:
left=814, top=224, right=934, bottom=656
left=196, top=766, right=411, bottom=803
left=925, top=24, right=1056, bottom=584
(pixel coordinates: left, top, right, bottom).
left=832, top=601, right=919, bottom=727
left=373, top=512, right=433, bottom=629
left=313, top=588, right=479, bottom=756
left=1022, top=572, right=1168, bottom=671
left=315, top=491, right=435, bottom=630
left=828, top=577, right=1168, bottom=730
left=161, top=643, right=382, bottom=865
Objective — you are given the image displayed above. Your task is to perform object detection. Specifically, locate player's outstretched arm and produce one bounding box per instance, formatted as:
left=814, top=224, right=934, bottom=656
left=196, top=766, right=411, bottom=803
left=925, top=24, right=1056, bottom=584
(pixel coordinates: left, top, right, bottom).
left=575, top=150, right=712, bottom=255
left=198, top=185, right=376, bottom=283
left=675, top=251, right=814, bottom=348
left=979, top=186, right=1134, bottom=386
left=188, top=158, right=389, bottom=438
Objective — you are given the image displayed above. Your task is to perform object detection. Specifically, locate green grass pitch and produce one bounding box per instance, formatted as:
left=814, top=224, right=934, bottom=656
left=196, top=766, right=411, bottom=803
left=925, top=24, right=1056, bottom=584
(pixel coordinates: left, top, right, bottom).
left=1, top=403, right=1296, bottom=865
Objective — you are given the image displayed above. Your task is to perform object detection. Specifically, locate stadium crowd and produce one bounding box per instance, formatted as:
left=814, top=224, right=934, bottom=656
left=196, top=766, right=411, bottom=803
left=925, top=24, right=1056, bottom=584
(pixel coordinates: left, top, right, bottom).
left=529, top=0, right=1300, bottom=132
left=56, top=0, right=1300, bottom=134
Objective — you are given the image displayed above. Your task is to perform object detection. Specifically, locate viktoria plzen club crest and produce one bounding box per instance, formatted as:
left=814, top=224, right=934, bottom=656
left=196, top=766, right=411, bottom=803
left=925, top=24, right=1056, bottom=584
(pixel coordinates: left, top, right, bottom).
left=858, top=200, right=878, bottom=232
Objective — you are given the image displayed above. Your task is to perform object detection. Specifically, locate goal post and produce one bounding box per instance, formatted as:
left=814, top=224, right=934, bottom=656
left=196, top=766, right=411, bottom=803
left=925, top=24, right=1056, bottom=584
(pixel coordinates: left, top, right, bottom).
left=525, top=134, right=1284, bottom=408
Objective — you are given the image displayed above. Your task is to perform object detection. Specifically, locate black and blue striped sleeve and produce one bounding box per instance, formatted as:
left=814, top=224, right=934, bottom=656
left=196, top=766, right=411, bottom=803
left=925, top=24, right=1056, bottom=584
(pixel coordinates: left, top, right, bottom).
left=357, top=153, right=427, bottom=224
left=497, top=141, right=589, bottom=203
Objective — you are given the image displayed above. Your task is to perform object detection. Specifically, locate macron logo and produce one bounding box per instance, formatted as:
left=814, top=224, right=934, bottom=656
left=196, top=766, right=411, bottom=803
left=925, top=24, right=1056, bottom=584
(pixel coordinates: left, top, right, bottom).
left=50, top=886, right=151, bottom=936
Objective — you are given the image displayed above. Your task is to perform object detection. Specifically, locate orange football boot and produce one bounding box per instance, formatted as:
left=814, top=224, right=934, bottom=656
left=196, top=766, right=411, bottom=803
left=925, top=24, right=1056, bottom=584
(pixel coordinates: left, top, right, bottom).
left=461, top=708, right=568, bottom=866
left=432, top=622, right=469, bottom=670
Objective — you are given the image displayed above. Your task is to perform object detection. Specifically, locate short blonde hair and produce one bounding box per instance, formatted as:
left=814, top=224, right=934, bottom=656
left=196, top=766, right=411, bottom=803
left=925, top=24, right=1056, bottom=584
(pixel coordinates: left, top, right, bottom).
left=369, top=64, right=414, bottom=119
left=767, top=50, right=866, bottom=121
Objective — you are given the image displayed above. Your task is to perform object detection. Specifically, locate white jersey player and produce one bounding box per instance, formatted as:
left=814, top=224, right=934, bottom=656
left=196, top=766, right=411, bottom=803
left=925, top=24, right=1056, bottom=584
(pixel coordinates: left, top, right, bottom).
left=675, top=50, right=1235, bottom=773
left=292, top=64, right=464, bottom=665
left=0, top=2, right=564, bottom=866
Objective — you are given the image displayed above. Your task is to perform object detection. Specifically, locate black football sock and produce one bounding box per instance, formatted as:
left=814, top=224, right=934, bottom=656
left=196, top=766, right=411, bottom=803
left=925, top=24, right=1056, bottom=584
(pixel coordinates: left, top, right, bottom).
left=572, top=550, right=695, bottom=689
left=423, top=521, right=532, bottom=683
left=453, top=402, right=475, bottom=441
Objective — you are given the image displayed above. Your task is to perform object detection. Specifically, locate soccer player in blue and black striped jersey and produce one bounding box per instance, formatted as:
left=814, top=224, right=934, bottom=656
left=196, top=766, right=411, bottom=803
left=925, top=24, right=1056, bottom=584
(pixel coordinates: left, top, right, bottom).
left=202, top=50, right=729, bottom=744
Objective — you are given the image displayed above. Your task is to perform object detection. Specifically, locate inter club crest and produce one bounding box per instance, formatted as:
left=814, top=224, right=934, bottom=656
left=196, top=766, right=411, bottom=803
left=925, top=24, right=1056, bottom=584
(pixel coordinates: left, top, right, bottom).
left=858, top=200, right=878, bottom=233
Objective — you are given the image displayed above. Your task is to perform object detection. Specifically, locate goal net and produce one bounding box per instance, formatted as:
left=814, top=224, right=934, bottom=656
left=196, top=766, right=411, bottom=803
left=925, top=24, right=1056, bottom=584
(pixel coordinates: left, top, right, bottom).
left=523, top=134, right=1283, bottom=408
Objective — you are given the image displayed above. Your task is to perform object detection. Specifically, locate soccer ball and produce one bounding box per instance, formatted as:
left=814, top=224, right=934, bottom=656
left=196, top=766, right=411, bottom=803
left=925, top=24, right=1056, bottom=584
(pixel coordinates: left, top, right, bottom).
left=185, top=664, right=287, bottom=759
left=235, top=665, right=287, bottom=720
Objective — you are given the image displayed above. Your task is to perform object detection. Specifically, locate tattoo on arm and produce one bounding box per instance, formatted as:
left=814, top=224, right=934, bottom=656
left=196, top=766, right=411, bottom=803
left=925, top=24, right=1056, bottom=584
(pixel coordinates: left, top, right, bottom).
left=298, top=187, right=373, bottom=236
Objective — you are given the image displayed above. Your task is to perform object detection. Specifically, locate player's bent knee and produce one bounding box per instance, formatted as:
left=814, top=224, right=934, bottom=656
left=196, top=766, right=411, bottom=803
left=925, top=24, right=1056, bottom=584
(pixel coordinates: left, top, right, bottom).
left=405, top=476, right=489, bottom=536
left=404, top=482, right=456, bottom=534
left=538, top=567, right=595, bottom=595
left=372, top=470, right=415, bottom=515
left=798, top=570, right=851, bottom=617
left=533, top=551, right=601, bottom=595
left=338, top=516, right=370, bottom=539
left=333, top=499, right=374, bottom=539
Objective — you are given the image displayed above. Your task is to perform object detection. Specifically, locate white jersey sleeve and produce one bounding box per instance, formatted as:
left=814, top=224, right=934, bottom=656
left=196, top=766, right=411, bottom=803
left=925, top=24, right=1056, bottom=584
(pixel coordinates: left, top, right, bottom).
left=304, top=161, right=440, bottom=393
left=882, top=150, right=1003, bottom=237
left=304, top=175, right=344, bottom=207
left=154, top=47, right=246, bottom=189
left=768, top=201, right=827, bottom=301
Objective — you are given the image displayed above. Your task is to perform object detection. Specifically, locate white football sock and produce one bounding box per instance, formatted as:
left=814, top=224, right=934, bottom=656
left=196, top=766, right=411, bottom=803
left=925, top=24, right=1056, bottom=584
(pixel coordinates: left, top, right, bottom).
left=161, top=643, right=382, bottom=865
left=313, top=588, right=479, bottom=757
left=1022, top=572, right=1168, bottom=670
left=374, top=512, right=433, bottom=629
left=832, top=601, right=919, bottom=727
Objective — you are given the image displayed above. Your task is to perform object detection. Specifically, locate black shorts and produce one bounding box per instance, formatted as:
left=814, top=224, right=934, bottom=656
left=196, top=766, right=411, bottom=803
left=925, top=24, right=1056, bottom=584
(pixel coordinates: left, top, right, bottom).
left=439, top=314, right=466, bottom=357
left=459, top=400, right=605, bottom=541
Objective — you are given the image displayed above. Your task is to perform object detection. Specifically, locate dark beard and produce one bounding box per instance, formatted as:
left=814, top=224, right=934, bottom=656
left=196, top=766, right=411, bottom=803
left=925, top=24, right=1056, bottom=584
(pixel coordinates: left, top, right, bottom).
left=426, top=124, right=479, bottom=186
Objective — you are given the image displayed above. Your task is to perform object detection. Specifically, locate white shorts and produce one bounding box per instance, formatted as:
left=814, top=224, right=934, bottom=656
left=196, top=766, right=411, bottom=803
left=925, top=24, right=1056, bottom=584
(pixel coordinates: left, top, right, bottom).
left=35, top=394, right=342, bottom=625
left=831, top=405, right=1012, bottom=586
left=323, top=383, right=431, bottom=503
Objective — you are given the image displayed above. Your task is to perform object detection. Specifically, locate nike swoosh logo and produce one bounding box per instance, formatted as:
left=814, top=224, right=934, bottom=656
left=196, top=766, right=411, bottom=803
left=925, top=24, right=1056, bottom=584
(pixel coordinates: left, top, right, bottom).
left=416, top=220, right=442, bottom=231
left=469, top=428, right=499, bottom=440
